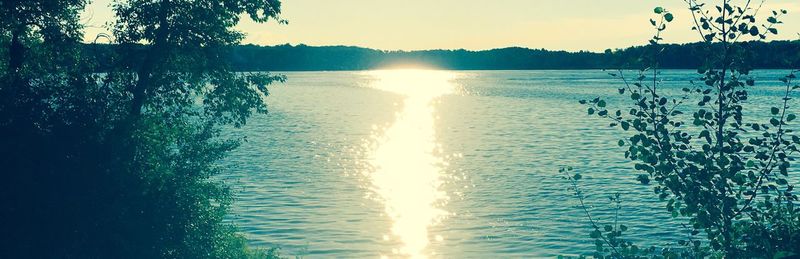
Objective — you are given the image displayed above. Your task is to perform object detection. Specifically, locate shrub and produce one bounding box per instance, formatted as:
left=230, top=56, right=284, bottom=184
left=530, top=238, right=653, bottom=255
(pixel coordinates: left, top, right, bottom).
left=571, top=1, right=799, bottom=258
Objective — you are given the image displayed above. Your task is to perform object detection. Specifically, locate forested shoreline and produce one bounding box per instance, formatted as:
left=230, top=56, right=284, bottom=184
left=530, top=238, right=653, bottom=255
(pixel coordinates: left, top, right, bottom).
left=85, top=40, right=800, bottom=71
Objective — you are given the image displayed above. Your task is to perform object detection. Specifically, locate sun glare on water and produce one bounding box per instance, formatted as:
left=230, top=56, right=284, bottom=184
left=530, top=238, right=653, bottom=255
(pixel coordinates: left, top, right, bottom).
left=364, top=69, right=457, bottom=258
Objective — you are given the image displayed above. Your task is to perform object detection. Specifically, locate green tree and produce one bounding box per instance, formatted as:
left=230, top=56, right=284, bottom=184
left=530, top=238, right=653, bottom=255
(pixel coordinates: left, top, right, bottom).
left=0, top=0, right=86, bottom=97
left=0, top=0, right=98, bottom=255
left=1, top=0, right=286, bottom=257
left=575, top=1, right=799, bottom=258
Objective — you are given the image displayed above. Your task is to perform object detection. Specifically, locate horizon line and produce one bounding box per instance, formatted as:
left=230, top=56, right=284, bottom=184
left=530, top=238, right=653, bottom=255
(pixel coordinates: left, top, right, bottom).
left=231, top=40, right=800, bottom=53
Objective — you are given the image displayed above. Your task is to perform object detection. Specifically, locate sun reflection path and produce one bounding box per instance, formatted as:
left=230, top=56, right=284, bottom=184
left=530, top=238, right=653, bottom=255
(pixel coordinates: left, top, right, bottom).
left=366, top=70, right=457, bottom=258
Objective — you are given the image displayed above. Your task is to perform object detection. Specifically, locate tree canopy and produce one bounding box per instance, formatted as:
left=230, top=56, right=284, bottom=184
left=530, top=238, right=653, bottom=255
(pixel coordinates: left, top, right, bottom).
left=0, top=0, right=284, bottom=257
left=219, top=41, right=800, bottom=71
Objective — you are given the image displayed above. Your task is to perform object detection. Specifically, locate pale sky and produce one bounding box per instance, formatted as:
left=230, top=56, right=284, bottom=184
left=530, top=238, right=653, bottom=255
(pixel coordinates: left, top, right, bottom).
left=81, top=0, right=800, bottom=52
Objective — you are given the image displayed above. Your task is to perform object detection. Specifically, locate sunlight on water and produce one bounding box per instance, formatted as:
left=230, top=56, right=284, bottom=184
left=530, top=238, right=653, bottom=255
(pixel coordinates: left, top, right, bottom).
left=225, top=70, right=776, bottom=257
left=365, top=70, right=457, bottom=258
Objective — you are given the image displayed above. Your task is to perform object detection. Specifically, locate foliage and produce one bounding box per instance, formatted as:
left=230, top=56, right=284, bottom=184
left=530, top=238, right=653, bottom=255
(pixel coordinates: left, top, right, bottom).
left=0, top=0, right=284, bottom=257
left=575, top=1, right=800, bottom=258
left=82, top=40, right=800, bottom=72
left=561, top=167, right=701, bottom=259
left=222, top=41, right=800, bottom=71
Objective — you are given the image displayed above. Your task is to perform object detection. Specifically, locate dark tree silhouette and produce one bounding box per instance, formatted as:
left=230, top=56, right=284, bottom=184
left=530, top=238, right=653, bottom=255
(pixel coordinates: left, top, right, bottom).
left=1, top=0, right=285, bottom=257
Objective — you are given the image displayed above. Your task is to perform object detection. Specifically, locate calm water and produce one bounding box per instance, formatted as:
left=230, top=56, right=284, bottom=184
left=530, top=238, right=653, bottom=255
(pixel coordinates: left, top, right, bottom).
left=220, top=70, right=796, bottom=258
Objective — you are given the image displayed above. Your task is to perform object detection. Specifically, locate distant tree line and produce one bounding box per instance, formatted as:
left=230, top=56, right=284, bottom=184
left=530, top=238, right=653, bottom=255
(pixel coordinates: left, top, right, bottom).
left=195, top=41, right=800, bottom=71
left=84, top=40, right=799, bottom=72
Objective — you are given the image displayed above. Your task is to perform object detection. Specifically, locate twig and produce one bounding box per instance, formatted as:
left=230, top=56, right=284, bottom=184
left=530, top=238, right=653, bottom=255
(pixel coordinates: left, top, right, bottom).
left=563, top=170, right=622, bottom=256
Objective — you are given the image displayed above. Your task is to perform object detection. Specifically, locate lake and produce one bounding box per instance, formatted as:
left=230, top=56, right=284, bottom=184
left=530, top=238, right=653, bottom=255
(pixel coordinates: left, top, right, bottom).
left=220, top=70, right=796, bottom=258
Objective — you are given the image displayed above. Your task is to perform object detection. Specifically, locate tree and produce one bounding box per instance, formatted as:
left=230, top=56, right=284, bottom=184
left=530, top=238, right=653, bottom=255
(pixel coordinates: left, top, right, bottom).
left=0, top=0, right=86, bottom=107
left=575, top=1, right=799, bottom=257
left=1, top=0, right=286, bottom=257
left=0, top=0, right=97, bottom=255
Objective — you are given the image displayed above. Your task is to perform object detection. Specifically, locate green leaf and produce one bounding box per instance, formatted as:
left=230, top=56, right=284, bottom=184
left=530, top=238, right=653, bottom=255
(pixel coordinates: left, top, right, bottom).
left=704, top=33, right=716, bottom=42
left=772, top=107, right=780, bottom=115
left=750, top=26, right=760, bottom=36
left=573, top=173, right=582, bottom=181
left=768, top=28, right=778, bottom=35
left=654, top=7, right=664, bottom=14
left=788, top=114, right=796, bottom=122
left=588, top=108, right=595, bottom=115
left=598, top=100, right=606, bottom=108
left=618, top=140, right=625, bottom=147
left=768, top=17, right=778, bottom=24
left=637, top=174, right=650, bottom=184
left=664, top=13, right=674, bottom=22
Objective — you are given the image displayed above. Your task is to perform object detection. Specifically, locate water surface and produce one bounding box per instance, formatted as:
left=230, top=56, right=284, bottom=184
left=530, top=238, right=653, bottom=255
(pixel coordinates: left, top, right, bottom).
left=221, top=70, right=796, bottom=258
